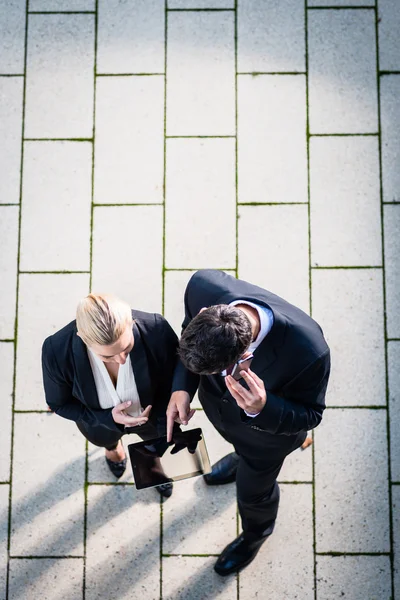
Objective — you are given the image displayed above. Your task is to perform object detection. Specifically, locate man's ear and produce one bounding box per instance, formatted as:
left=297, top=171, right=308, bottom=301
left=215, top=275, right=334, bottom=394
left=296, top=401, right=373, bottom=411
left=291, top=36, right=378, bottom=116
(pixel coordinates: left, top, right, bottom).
left=199, top=307, right=208, bottom=313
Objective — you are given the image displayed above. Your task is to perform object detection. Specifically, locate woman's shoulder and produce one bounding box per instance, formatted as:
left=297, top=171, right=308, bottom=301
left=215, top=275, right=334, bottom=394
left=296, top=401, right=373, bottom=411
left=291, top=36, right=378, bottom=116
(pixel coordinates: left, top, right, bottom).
left=43, top=320, right=77, bottom=355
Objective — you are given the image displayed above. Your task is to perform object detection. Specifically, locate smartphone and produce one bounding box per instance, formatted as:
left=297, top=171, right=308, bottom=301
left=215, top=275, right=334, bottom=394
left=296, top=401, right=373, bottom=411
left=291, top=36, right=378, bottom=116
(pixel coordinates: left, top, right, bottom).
left=231, top=354, right=254, bottom=380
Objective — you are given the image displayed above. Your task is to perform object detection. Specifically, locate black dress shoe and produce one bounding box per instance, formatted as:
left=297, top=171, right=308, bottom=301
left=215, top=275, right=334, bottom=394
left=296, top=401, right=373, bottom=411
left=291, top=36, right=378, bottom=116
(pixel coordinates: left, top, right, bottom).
left=105, top=457, right=127, bottom=479
left=156, top=482, right=173, bottom=498
left=203, top=452, right=239, bottom=486
left=214, top=533, right=269, bottom=576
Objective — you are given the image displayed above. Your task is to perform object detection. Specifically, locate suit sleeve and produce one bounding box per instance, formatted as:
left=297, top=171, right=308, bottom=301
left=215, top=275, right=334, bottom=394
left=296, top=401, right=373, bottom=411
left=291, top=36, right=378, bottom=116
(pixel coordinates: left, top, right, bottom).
left=171, top=283, right=200, bottom=400
left=245, top=350, right=330, bottom=435
left=41, top=338, right=123, bottom=433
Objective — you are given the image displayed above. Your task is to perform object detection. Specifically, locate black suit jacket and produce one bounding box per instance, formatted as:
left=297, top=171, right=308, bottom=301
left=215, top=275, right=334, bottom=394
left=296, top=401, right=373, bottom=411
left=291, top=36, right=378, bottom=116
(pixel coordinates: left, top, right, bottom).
left=172, top=270, right=330, bottom=438
left=42, top=310, right=178, bottom=434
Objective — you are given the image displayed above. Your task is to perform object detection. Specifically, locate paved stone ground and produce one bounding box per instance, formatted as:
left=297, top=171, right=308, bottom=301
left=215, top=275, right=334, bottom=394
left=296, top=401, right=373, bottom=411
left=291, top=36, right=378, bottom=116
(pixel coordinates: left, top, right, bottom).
left=0, top=1, right=399, bottom=599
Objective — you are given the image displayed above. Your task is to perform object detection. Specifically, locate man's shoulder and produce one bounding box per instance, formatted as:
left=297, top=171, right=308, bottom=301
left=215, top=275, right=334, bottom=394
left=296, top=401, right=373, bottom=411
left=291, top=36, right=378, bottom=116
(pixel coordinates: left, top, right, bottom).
left=43, top=320, right=76, bottom=352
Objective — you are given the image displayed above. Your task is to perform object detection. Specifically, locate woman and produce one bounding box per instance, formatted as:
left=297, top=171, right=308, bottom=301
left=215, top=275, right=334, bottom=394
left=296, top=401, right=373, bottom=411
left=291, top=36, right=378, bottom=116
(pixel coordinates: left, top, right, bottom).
left=42, top=294, right=178, bottom=498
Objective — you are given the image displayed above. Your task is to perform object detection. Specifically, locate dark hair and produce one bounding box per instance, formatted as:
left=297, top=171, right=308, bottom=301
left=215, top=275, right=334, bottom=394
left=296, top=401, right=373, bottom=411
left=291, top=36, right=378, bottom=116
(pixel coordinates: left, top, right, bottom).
left=178, top=305, right=252, bottom=375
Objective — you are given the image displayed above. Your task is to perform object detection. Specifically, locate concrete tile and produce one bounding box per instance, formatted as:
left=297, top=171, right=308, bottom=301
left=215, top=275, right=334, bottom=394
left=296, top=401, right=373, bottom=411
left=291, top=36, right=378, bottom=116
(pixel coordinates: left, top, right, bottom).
left=164, top=269, right=236, bottom=336
left=10, top=413, right=85, bottom=555
left=8, top=558, right=84, bottom=600
left=315, top=408, right=390, bottom=552
left=278, top=444, right=313, bottom=483
left=86, top=484, right=160, bottom=600
left=169, top=0, right=234, bottom=6
left=384, top=205, right=400, bottom=339
left=94, top=76, right=164, bottom=205
left=312, top=269, right=385, bottom=406
left=0, top=343, right=14, bottom=482
left=0, top=206, right=19, bottom=339
left=163, top=475, right=236, bottom=555
left=238, top=74, right=308, bottom=204
left=97, top=0, right=165, bottom=74
left=0, top=484, right=9, bottom=600
left=239, top=205, right=310, bottom=314
left=310, top=136, right=382, bottom=267
left=378, top=0, right=400, bottom=72
left=15, top=273, right=89, bottom=410
left=308, top=10, right=378, bottom=134
left=316, top=555, right=391, bottom=600
left=240, top=484, right=314, bottom=598
left=30, top=0, right=95, bottom=9
left=25, top=14, right=94, bottom=138
left=165, top=139, right=236, bottom=269
left=381, top=75, right=400, bottom=203
left=0, top=1, right=26, bottom=74
left=237, top=0, right=305, bottom=73
left=388, top=342, right=400, bottom=482
left=0, top=77, right=23, bottom=204
left=20, top=142, right=92, bottom=271
left=92, top=206, right=163, bottom=314
left=166, top=11, right=235, bottom=136
left=394, top=485, right=400, bottom=599
left=309, top=0, right=374, bottom=4
left=162, top=556, right=237, bottom=600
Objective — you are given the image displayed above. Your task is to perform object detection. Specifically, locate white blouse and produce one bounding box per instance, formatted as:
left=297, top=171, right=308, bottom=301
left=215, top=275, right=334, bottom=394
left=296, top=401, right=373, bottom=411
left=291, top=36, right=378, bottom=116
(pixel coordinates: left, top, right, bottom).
left=87, top=348, right=143, bottom=417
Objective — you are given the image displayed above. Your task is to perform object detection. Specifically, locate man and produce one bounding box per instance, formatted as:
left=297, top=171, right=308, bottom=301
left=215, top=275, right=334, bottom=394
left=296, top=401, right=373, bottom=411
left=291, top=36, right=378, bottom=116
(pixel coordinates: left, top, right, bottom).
left=166, top=269, right=330, bottom=575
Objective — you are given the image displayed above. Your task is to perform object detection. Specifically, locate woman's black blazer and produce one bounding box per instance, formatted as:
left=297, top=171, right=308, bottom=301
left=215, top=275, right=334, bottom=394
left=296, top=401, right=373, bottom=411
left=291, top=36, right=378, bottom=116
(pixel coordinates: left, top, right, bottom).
left=42, top=310, right=178, bottom=434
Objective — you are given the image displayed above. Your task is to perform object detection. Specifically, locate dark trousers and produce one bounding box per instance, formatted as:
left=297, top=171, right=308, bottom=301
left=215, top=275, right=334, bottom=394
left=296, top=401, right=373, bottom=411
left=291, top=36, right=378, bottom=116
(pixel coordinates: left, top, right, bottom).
left=76, top=420, right=158, bottom=449
left=200, top=388, right=306, bottom=539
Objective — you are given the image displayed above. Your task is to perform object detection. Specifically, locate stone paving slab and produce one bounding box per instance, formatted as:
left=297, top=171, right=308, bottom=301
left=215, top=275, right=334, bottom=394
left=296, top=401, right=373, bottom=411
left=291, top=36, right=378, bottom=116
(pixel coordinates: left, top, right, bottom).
left=0, top=77, right=23, bottom=205
left=388, top=342, right=400, bottom=482
left=10, top=414, right=85, bottom=556
left=237, top=0, right=305, bottom=73
left=0, top=1, right=25, bottom=74
left=8, top=558, right=84, bottom=600
left=310, top=136, right=382, bottom=267
left=312, top=269, right=385, bottom=407
left=165, top=139, right=236, bottom=269
left=308, top=9, right=378, bottom=134
left=20, top=141, right=92, bottom=272
left=166, top=11, right=235, bottom=136
left=384, top=204, right=400, bottom=339
left=25, top=14, right=94, bottom=139
left=97, top=0, right=165, bottom=75
left=314, top=408, right=390, bottom=553
left=380, top=75, right=400, bottom=204
left=378, top=0, right=400, bottom=72
left=0, top=206, right=19, bottom=340
left=94, top=76, right=164, bottom=205
left=0, top=343, right=14, bottom=483
left=237, top=74, right=308, bottom=204
left=316, top=555, right=392, bottom=600
left=0, top=484, right=9, bottom=600
left=394, top=485, right=400, bottom=600
left=86, top=484, right=160, bottom=600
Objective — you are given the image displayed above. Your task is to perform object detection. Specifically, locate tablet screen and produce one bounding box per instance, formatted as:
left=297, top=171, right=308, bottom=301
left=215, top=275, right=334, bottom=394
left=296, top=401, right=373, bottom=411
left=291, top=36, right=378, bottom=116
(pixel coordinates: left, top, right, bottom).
left=128, top=428, right=211, bottom=490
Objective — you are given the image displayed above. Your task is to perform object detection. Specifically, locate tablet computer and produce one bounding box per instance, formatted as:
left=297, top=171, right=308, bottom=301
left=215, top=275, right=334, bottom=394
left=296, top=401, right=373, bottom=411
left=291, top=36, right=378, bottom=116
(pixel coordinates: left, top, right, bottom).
left=127, top=428, right=212, bottom=490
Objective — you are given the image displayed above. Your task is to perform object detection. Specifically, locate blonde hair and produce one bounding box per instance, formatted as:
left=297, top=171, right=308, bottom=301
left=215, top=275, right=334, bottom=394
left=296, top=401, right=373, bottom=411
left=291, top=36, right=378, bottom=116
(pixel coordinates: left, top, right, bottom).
left=76, top=294, right=133, bottom=347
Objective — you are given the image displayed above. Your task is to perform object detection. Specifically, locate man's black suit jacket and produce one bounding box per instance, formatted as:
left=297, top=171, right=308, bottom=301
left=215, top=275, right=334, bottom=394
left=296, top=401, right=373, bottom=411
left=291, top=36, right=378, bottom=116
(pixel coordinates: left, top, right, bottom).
left=42, top=310, right=178, bottom=434
left=172, top=270, right=330, bottom=448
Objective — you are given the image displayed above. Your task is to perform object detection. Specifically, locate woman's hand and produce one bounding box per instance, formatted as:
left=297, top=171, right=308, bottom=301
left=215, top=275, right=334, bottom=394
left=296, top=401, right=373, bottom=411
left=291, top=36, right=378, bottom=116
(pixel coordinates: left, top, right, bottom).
left=112, top=402, right=152, bottom=426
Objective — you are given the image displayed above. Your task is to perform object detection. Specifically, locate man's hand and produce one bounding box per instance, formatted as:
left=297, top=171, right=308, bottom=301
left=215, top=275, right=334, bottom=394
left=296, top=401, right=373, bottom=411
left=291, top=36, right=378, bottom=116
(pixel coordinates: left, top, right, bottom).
left=112, top=402, right=152, bottom=426
left=225, top=369, right=267, bottom=415
left=166, top=391, right=195, bottom=442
